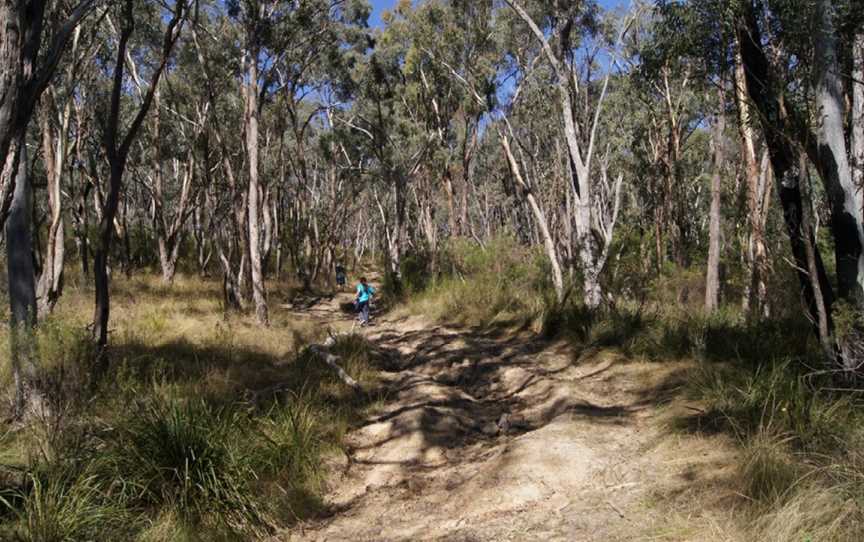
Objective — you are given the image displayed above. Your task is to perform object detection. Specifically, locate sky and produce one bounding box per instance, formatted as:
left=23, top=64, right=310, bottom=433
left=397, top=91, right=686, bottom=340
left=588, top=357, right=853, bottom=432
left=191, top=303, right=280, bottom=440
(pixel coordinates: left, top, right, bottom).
left=368, top=0, right=396, bottom=28
left=367, top=0, right=631, bottom=27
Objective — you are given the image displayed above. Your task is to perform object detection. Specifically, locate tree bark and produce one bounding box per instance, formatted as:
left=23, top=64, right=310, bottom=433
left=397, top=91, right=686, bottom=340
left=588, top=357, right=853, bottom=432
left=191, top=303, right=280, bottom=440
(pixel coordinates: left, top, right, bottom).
left=737, top=4, right=834, bottom=330
left=705, top=88, right=725, bottom=312
left=0, top=1, right=24, bottom=226
left=734, top=44, right=769, bottom=319
left=243, top=47, right=269, bottom=325
left=812, top=0, right=864, bottom=306
left=36, top=98, right=68, bottom=316
left=0, top=0, right=98, bottom=229
left=387, top=174, right=408, bottom=289
left=853, top=31, right=864, bottom=193
left=6, top=137, right=42, bottom=417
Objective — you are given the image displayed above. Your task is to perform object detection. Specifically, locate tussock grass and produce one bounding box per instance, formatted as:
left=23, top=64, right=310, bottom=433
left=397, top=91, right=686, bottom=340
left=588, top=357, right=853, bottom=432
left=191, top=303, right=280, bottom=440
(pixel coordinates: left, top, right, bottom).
left=0, top=464, right=135, bottom=542
left=738, top=431, right=801, bottom=503
left=683, top=353, right=864, bottom=541
left=113, top=399, right=270, bottom=535
left=0, top=272, right=379, bottom=540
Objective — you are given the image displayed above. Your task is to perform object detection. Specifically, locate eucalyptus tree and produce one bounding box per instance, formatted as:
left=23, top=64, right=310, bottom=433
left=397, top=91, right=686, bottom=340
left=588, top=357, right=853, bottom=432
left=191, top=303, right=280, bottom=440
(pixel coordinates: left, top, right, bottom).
left=348, top=7, right=438, bottom=290
left=189, top=12, right=248, bottom=309
left=655, top=0, right=864, bottom=365
left=400, top=0, right=497, bottom=241
left=135, top=34, right=215, bottom=286
left=266, top=0, right=368, bottom=285
left=92, top=0, right=189, bottom=353
left=497, top=0, right=634, bottom=307
left=0, top=0, right=101, bottom=229
left=227, top=0, right=280, bottom=324
left=3, top=0, right=105, bottom=417
left=36, top=20, right=104, bottom=315
left=733, top=41, right=772, bottom=319
left=214, top=0, right=364, bottom=322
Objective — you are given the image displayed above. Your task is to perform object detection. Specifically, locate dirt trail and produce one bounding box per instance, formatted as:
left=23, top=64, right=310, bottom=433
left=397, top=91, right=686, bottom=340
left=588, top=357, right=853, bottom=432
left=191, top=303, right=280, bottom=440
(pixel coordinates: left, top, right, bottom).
left=282, top=292, right=742, bottom=542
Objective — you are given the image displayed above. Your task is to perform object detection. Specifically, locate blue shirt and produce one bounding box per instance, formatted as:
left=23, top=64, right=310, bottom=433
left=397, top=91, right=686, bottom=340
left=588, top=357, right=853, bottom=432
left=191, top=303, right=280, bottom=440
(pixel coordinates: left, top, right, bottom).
left=356, top=283, right=375, bottom=303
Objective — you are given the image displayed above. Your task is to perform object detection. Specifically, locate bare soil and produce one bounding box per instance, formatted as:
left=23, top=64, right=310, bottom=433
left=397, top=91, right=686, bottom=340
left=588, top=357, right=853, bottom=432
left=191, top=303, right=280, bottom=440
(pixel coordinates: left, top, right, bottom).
left=279, top=292, right=744, bottom=542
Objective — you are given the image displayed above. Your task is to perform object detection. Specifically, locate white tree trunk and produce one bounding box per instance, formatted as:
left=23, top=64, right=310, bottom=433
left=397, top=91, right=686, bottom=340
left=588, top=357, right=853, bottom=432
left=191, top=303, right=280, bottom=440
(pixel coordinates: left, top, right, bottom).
left=814, top=0, right=864, bottom=305
left=852, top=31, right=863, bottom=193
left=575, top=208, right=602, bottom=308
left=36, top=102, right=69, bottom=316
left=734, top=46, right=769, bottom=318
left=500, top=134, right=565, bottom=302
left=244, top=50, right=268, bottom=325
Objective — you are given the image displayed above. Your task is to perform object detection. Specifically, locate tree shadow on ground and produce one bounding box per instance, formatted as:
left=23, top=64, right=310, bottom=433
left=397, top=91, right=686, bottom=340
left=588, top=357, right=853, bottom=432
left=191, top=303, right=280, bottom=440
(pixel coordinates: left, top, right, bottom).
left=104, top=330, right=394, bottom=421
left=322, top=320, right=705, bottom=515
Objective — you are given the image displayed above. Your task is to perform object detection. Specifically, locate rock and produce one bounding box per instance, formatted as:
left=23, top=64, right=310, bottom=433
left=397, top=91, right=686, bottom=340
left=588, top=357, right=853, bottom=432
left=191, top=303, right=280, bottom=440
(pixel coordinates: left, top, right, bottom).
left=481, top=421, right=500, bottom=436
left=497, top=413, right=511, bottom=433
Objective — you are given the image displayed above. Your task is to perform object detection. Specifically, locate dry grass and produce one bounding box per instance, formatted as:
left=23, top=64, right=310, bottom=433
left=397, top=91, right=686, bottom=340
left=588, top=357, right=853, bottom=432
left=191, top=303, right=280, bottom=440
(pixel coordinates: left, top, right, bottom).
left=395, top=240, right=864, bottom=542
left=0, top=272, right=381, bottom=540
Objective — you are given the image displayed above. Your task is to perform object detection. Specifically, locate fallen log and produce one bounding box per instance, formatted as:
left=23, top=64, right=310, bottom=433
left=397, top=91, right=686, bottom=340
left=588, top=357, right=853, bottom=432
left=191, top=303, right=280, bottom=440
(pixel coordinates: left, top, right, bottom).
left=308, top=332, right=363, bottom=393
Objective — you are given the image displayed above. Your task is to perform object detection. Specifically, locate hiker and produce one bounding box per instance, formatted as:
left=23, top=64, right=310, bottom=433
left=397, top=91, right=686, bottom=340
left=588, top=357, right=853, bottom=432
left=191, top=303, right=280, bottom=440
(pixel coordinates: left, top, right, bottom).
left=355, top=276, right=375, bottom=326
left=335, top=263, right=346, bottom=290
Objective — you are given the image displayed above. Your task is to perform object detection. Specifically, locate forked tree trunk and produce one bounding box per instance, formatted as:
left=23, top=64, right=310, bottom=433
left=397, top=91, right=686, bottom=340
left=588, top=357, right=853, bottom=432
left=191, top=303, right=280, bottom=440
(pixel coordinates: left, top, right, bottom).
left=503, top=0, right=628, bottom=309
left=737, top=5, right=835, bottom=331
left=36, top=101, right=68, bottom=316
left=0, top=0, right=97, bottom=231
left=93, top=0, right=185, bottom=353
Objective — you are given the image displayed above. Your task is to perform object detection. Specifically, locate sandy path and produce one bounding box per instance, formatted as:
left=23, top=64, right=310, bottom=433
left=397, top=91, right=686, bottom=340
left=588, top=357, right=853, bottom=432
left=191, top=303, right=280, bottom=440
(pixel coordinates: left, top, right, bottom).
left=280, top=293, right=742, bottom=541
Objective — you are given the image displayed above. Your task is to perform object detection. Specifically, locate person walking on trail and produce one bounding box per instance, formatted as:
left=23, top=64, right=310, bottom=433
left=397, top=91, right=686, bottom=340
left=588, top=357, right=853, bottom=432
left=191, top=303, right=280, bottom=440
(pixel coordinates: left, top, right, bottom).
left=355, top=276, right=375, bottom=326
left=335, top=263, right=346, bottom=290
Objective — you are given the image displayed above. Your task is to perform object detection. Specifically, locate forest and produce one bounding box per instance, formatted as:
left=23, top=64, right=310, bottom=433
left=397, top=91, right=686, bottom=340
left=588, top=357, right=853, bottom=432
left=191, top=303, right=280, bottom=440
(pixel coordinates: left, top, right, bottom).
left=0, top=0, right=863, bottom=540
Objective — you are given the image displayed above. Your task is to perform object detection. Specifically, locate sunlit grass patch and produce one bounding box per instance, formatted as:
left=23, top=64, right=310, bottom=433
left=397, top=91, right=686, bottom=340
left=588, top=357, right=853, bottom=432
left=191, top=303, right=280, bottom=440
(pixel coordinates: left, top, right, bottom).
left=0, top=272, right=381, bottom=539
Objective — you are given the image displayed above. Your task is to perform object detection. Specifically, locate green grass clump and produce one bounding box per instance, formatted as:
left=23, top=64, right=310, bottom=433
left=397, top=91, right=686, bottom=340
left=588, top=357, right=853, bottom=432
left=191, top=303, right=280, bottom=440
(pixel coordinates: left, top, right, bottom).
left=685, top=361, right=854, bottom=452
left=256, top=394, right=326, bottom=481
left=113, top=399, right=271, bottom=536
left=0, top=465, right=134, bottom=542
left=682, top=356, right=864, bottom=541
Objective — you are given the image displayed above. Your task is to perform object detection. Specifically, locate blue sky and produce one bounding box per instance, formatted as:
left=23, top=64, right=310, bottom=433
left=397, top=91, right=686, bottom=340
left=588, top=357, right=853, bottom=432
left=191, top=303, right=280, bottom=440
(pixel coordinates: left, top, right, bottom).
left=368, top=0, right=395, bottom=28
left=368, top=0, right=630, bottom=27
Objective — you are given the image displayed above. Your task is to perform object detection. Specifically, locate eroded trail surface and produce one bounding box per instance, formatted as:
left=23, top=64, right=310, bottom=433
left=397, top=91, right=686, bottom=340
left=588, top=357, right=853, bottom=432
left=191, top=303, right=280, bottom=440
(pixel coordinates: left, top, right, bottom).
left=284, top=297, right=741, bottom=541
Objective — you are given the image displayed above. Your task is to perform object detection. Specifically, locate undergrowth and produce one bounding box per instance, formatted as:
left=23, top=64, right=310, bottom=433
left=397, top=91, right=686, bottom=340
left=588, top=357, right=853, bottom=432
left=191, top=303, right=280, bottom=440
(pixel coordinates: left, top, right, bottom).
left=397, top=238, right=549, bottom=326
left=0, top=274, right=379, bottom=541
